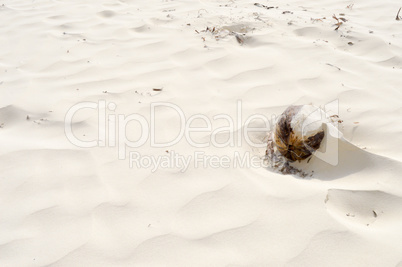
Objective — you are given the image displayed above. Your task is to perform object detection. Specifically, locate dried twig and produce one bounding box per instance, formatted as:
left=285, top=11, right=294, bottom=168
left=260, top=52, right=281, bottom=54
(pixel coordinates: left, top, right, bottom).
left=234, top=33, right=244, bottom=45
left=254, top=3, right=274, bottom=9
left=332, top=14, right=343, bottom=30
left=396, top=7, right=401, bottom=21
left=326, top=63, right=341, bottom=70
left=311, top=17, right=326, bottom=23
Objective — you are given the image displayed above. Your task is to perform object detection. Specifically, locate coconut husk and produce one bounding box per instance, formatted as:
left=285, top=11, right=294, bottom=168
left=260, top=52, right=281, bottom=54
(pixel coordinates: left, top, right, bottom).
left=273, top=105, right=325, bottom=162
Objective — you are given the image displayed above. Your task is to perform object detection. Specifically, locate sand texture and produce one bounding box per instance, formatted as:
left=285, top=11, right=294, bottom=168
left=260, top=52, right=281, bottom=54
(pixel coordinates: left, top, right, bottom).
left=1, top=0, right=402, bottom=266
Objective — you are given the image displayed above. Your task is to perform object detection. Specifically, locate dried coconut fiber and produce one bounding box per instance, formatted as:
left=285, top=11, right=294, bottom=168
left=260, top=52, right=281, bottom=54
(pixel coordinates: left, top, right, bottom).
left=273, top=105, right=330, bottom=162
left=265, top=105, right=332, bottom=176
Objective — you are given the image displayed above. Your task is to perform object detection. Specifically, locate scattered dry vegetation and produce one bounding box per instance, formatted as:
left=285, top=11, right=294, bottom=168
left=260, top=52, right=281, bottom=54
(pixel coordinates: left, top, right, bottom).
left=195, top=25, right=248, bottom=46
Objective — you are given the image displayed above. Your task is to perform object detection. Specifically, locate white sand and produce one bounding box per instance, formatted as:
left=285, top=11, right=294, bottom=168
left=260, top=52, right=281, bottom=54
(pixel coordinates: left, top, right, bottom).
left=1, top=0, right=402, bottom=266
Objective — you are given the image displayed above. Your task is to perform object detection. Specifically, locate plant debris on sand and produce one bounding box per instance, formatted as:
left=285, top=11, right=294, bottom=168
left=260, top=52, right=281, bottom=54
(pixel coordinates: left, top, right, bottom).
left=265, top=133, right=309, bottom=177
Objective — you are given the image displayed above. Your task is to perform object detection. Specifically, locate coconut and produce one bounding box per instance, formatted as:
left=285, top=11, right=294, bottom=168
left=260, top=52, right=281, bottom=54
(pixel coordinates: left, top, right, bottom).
left=273, top=105, right=329, bottom=162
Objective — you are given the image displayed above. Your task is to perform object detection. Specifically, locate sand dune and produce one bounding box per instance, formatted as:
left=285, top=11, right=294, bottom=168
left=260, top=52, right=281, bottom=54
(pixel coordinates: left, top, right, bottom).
left=1, top=0, right=402, bottom=266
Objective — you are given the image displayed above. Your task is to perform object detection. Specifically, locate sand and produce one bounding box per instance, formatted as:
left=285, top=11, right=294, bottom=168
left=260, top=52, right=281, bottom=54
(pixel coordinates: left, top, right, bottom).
left=1, top=0, right=402, bottom=266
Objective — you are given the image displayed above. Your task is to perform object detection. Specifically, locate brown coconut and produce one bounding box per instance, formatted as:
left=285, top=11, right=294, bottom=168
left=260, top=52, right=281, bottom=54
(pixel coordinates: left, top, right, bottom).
left=273, top=105, right=326, bottom=162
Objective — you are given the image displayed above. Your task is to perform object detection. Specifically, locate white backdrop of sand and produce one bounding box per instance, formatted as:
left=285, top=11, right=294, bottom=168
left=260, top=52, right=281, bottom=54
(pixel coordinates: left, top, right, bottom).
left=1, top=0, right=402, bottom=266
